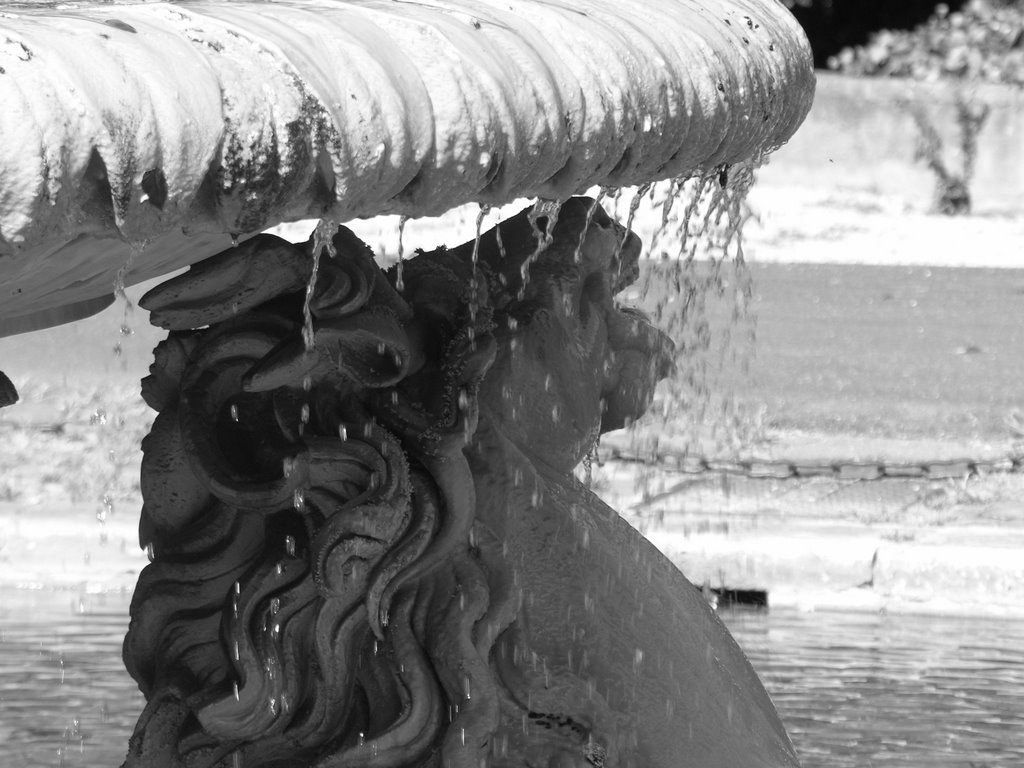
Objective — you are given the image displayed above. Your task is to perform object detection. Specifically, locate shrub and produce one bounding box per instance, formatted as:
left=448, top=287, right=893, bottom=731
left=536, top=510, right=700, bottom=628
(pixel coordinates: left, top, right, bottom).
left=781, top=0, right=968, bottom=68
left=829, top=1, right=1024, bottom=85
left=905, top=97, right=992, bottom=214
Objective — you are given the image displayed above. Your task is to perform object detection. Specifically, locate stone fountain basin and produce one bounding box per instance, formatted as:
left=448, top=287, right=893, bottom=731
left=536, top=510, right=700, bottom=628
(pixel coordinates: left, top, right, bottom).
left=0, top=0, right=813, bottom=335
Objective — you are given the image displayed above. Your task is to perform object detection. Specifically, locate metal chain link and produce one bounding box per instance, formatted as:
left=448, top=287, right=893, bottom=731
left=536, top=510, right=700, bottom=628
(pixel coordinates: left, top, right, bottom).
left=597, top=446, right=1024, bottom=481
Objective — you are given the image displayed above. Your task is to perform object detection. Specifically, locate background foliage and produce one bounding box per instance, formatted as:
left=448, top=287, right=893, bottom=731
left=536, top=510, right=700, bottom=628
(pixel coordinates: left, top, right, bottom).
left=781, top=0, right=970, bottom=68
left=827, top=1, right=1024, bottom=85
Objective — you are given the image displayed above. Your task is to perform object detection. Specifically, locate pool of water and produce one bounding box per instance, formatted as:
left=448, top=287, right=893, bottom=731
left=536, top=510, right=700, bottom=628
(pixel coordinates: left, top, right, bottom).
left=1, top=589, right=1022, bottom=767
left=0, top=590, right=142, bottom=768
left=723, top=607, right=1024, bottom=768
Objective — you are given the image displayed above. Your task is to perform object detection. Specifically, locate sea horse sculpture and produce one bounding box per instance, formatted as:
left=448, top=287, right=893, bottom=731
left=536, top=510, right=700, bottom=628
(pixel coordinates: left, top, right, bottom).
left=125, top=198, right=798, bottom=767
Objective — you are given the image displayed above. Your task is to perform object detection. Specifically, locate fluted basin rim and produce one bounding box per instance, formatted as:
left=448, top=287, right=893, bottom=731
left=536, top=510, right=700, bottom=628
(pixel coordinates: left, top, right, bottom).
left=0, top=0, right=814, bottom=334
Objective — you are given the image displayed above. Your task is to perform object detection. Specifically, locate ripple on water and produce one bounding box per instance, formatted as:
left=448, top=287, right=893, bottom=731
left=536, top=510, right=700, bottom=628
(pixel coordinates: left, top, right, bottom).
left=724, top=608, right=1024, bottom=768
left=2, top=591, right=1023, bottom=767
left=0, top=589, right=142, bottom=767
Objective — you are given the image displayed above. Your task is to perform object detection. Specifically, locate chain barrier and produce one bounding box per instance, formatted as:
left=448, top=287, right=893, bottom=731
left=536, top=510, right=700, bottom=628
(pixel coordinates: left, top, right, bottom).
left=597, top=446, right=1024, bottom=481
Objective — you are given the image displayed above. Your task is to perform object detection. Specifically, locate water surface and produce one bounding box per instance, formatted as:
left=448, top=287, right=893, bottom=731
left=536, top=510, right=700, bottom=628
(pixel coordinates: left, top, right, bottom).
left=724, top=607, right=1024, bottom=768
left=2, top=589, right=1023, bottom=767
left=0, top=590, right=141, bottom=767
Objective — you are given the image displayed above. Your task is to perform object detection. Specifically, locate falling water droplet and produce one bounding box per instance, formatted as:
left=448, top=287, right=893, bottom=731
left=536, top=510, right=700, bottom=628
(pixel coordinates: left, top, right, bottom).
left=618, top=182, right=652, bottom=265
left=303, top=219, right=336, bottom=351
left=233, top=681, right=240, bottom=701
left=270, top=598, right=280, bottom=616
left=284, top=535, right=296, bottom=557
left=97, top=495, right=112, bottom=523
left=523, top=199, right=562, bottom=289
left=467, top=204, right=491, bottom=327
left=230, top=404, right=240, bottom=423
left=112, top=243, right=142, bottom=360
left=338, top=424, right=348, bottom=441
left=293, top=489, right=305, bottom=511
left=573, top=191, right=607, bottom=264
left=396, top=215, right=409, bottom=291
left=494, top=211, right=507, bottom=261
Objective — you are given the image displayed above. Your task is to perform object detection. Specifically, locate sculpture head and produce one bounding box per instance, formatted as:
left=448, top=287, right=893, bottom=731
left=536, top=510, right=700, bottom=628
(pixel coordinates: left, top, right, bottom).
left=402, top=197, right=673, bottom=473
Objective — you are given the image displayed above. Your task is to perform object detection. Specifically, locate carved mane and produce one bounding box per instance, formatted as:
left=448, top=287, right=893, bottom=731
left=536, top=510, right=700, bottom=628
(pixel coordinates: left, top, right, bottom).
left=123, top=198, right=656, bottom=768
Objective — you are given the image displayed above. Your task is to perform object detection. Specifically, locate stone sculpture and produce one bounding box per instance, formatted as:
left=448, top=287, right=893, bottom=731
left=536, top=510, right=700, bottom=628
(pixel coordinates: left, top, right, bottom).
left=125, top=198, right=798, bottom=767
left=0, top=1, right=817, bottom=765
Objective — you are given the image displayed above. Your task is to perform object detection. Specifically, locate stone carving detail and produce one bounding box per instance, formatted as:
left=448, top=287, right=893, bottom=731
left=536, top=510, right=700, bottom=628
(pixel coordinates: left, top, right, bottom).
left=124, top=198, right=793, bottom=768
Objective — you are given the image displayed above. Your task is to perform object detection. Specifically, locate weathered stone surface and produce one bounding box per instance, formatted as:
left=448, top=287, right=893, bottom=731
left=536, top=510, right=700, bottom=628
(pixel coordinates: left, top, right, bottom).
left=0, top=0, right=814, bottom=334
left=124, top=198, right=799, bottom=767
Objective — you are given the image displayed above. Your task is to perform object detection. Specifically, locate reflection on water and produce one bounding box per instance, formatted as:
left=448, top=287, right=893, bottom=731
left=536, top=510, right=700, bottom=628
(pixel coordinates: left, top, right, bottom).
left=2, top=589, right=1023, bottom=767
left=724, top=607, right=1024, bottom=768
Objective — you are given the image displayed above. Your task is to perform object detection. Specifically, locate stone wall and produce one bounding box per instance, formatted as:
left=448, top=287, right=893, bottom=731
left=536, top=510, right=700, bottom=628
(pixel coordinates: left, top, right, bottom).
left=760, top=72, right=1024, bottom=214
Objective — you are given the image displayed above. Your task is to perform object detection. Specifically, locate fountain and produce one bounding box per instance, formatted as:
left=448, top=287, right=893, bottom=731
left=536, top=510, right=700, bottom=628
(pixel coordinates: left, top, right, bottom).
left=0, top=2, right=815, bottom=766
